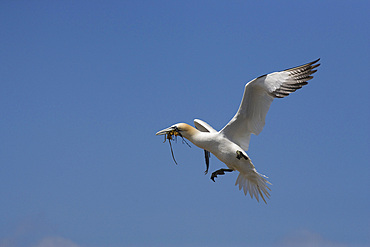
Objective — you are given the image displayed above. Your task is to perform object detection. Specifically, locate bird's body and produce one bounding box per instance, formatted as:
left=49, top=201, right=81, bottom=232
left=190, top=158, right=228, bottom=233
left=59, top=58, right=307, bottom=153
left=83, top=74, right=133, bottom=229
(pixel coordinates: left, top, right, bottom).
left=181, top=124, right=248, bottom=172
left=156, top=59, right=320, bottom=203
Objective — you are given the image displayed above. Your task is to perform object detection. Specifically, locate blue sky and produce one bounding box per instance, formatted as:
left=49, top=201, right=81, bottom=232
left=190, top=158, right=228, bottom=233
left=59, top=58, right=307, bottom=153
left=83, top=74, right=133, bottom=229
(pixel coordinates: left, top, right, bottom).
left=1, top=1, right=369, bottom=247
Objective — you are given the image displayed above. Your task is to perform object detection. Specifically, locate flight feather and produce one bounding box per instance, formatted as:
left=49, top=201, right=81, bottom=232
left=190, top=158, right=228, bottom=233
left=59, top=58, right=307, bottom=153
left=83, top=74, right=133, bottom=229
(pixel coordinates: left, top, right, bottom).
left=220, top=59, right=320, bottom=151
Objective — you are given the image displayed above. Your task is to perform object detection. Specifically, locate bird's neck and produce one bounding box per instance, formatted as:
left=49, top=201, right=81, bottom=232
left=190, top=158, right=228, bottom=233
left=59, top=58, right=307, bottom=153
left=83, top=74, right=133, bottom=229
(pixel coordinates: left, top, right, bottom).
left=182, top=127, right=216, bottom=151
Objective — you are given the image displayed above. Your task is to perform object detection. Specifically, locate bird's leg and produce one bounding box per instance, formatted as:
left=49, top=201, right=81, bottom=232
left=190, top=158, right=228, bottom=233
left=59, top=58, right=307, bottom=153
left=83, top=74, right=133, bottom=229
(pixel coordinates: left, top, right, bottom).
left=236, top=150, right=249, bottom=160
left=210, top=168, right=234, bottom=182
left=204, top=150, right=210, bottom=175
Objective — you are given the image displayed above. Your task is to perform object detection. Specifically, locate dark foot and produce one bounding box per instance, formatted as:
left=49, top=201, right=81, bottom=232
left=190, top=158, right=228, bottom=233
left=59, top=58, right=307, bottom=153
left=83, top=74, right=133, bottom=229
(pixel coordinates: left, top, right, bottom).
left=204, top=150, right=210, bottom=175
left=236, top=150, right=249, bottom=160
left=210, top=168, right=234, bottom=182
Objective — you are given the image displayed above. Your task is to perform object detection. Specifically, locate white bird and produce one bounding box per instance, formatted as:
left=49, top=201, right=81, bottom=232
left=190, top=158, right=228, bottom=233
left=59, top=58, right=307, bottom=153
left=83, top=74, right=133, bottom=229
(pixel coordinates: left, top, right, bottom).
left=156, top=59, right=320, bottom=203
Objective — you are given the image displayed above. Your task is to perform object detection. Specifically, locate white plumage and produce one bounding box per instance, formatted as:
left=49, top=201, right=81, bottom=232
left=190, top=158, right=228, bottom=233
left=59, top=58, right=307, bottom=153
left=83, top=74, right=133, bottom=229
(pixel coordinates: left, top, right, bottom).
left=156, top=59, right=320, bottom=203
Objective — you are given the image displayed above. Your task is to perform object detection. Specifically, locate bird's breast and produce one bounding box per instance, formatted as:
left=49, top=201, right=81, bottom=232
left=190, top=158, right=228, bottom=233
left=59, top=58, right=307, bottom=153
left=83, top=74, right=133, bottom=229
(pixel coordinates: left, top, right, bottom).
left=191, top=132, right=244, bottom=168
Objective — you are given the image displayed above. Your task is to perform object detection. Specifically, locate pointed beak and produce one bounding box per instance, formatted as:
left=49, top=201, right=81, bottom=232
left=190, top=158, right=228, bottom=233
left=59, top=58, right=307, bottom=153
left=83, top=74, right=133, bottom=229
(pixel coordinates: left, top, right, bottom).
left=156, top=126, right=175, bottom=136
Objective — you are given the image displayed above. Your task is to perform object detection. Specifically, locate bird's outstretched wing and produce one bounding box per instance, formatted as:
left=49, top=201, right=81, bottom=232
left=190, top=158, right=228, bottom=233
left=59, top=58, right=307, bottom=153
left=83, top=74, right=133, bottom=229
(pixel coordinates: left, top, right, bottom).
left=220, top=59, right=320, bottom=151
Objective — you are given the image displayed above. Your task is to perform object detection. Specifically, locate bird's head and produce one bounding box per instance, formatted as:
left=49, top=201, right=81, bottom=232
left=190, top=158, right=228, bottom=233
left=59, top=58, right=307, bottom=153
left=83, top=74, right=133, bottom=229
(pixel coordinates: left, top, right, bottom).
left=156, top=123, right=196, bottom=165
left=155, top=123, right=196, bottom=139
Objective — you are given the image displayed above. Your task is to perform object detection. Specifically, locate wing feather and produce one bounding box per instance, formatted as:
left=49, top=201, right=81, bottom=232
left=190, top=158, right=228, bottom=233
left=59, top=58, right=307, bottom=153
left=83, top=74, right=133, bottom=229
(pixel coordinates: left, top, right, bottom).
left=220, top=59, right=320, bottom=151
left=194, top=119, right=217, bottom=133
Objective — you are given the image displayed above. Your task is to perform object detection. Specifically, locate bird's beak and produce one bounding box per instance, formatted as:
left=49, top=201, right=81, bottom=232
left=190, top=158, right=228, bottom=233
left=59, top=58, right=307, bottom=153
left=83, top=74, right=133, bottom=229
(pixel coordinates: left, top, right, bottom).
left=156, top=126, right=176, bottom=136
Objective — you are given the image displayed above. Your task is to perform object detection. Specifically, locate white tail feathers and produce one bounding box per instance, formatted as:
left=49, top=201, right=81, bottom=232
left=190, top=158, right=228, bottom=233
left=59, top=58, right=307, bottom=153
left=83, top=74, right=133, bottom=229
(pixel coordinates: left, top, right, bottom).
left=235, top=171, right=272, bottom=203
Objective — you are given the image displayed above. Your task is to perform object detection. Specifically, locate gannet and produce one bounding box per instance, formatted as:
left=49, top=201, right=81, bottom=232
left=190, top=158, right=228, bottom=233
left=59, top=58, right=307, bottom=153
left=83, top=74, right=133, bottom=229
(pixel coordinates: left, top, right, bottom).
left=156, top=59, right=320, bottom=203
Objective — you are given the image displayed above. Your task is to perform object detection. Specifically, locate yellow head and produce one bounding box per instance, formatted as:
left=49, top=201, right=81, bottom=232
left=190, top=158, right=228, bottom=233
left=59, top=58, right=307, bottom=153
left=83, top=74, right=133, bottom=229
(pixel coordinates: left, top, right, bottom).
left=156, top=123, right=197, bottom=139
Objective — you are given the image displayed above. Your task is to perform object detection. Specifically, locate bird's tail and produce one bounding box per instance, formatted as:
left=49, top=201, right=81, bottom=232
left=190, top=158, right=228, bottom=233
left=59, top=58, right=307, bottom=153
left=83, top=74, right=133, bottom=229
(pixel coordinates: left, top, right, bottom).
left=235, top=171, right=272, bottom=203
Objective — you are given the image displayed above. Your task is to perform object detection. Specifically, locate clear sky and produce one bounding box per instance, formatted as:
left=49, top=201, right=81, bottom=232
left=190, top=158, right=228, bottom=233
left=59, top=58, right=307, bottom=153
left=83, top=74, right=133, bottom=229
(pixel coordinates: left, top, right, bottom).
left=1, top=1, right=369, bottom=247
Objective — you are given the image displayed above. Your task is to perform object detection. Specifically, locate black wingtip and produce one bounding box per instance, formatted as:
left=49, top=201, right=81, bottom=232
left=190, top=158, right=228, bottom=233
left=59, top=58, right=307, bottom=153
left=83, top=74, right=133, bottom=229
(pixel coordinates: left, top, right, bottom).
left=311, top=58, right=321, bottom=68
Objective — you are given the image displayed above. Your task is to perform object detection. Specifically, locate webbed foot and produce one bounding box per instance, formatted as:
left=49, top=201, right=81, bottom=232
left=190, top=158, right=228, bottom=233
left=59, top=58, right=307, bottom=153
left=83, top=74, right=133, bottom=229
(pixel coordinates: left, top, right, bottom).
left=210, top=168, right=234, bottom=182
left=236, top=150, right=249, bottom=160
